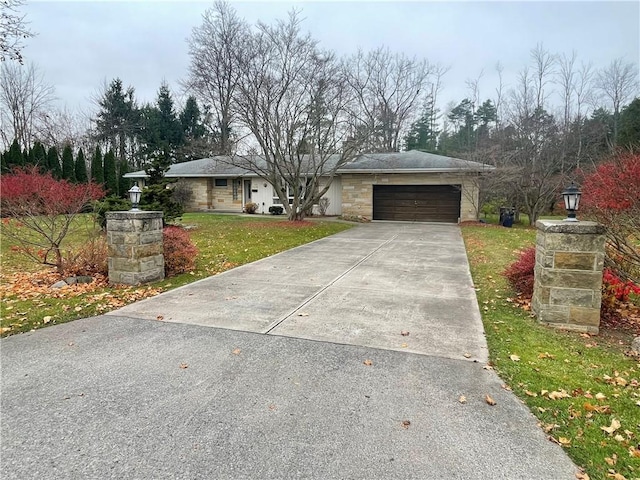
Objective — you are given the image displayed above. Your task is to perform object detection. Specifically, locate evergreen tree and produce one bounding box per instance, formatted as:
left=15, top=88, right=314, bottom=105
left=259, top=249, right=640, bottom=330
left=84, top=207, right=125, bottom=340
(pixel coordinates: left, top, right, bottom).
left=95, top=78, right=141, bottom=169
left=118, top=158, right=130, bottom=197
left=140, top=83, right=183, bottom=183
left=6, top=139, right=24, bottom=169
left=61, top=144, right=76, bottom=182
left=1, top=152, right=7, bottom=173
left=618, top=97, right=640, bottom=149
left=405, top=101, right=440, bottom=153
left=75, top=148, right=88, bottom=183
left=31, top=141, right=46, bottom=169
left=103, top=149, right=118, bottom=195
left=179, top=95, right=208, bottom=163
left=46, top=145, right=61, bottom=178
left=90, top=145, right=104, bottom=185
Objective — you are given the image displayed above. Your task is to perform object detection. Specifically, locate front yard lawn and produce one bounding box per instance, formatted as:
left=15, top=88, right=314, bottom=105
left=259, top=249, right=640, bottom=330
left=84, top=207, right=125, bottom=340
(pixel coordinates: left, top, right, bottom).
left=0, top=214, right=352, bottom=336
left=462, top=222, right=640, bottom=480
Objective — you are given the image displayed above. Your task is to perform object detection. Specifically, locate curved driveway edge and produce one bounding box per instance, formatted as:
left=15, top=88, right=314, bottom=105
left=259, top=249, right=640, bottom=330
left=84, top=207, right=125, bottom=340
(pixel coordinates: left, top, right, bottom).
left=108, top=223, right=488, bottom=362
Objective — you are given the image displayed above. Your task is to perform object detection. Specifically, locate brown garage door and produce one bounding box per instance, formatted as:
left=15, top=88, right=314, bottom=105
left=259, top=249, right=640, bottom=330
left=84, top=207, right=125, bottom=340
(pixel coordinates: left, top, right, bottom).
left=373, top=185, right=461, bottom=222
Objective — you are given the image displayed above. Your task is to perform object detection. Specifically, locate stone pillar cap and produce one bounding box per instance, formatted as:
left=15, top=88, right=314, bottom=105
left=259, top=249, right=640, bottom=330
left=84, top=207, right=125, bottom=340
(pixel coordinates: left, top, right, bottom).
left=106, top=211, right=164, bottom=219
left=535, top=220, right=605, bottom=234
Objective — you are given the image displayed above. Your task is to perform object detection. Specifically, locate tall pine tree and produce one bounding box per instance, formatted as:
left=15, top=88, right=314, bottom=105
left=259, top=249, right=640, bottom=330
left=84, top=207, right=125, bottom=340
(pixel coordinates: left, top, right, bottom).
left=61, top=144, right=76, bottom=182
left=75, top=148, right=88, bottom=183
left=46, top=146, right=62, bottom=178
left=118, top=158, right=130, bottom=198
left=31, top=142, right=47, bottom=170
left=90, top=145, right=104, bottom=185
left=6, top=139, right=24, bottom=169
left=141, top=83, right=183, bottom=184
left=103, top=149, right=118, bottom=195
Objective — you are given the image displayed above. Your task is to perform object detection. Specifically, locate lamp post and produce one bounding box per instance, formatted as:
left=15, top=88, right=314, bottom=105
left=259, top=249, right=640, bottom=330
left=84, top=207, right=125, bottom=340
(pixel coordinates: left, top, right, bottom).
left=562, top=182, right=581, bottom=222
left=128, top=185, right=142, bottom=211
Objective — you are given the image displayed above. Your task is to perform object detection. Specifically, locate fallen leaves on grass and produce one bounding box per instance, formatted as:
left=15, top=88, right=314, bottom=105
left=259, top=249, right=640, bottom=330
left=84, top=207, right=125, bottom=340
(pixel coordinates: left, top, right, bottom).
left=601, top=418, right=621, bottom=435
left=584, top=403, right=611, bottom=414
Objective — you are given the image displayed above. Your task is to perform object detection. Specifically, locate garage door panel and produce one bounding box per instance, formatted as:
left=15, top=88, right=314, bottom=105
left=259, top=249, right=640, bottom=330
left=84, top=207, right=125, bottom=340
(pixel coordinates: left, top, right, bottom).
left=373, top=185, right=461, bottom=223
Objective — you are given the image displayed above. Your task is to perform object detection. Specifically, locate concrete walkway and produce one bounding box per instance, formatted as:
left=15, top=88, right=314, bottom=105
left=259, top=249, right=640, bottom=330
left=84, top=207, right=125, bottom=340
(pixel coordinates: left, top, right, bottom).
left=0, top=223, right=579, bottom=479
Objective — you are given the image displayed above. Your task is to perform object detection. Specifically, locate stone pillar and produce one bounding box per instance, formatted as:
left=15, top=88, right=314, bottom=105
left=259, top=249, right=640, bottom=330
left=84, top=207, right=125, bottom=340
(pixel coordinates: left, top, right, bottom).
left=532, top=220, right=606, bottom=333
left=106, top=211, right=164, bottom=285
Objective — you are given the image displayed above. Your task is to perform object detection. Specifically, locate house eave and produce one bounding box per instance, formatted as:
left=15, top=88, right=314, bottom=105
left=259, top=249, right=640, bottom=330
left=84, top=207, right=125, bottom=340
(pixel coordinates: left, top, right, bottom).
left=337, top=167, right=495, bottom=174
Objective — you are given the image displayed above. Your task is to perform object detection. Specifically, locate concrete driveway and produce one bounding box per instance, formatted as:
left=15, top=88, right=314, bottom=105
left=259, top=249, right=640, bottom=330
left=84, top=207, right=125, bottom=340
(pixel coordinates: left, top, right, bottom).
left=1, top=223, right=579, bottom=479
left=108, top=223, right=487, bottom=362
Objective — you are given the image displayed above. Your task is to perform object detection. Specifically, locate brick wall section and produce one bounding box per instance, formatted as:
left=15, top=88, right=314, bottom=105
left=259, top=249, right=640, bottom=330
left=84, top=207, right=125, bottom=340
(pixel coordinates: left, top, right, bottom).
left=106, top=211, right=164, bottom=285
left=340, top=173, right=480, bottom=221
left=532, top=220, right=606, bottom=333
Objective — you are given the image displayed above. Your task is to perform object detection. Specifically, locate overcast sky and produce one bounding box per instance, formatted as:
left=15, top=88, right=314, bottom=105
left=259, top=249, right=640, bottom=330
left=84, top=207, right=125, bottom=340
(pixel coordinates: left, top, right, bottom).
left=20, top=0, right=640, bottom=117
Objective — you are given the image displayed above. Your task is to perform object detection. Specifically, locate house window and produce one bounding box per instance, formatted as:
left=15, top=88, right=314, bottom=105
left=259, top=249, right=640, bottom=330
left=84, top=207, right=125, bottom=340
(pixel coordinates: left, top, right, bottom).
left=214, top=179, right=228, bottom=187
left=232, top=179, right=240, bottom=200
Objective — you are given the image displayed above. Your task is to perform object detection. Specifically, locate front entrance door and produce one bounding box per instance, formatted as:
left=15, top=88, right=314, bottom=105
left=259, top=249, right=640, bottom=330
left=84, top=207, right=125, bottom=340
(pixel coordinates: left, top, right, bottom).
left=243, top=180, right=252, bottom=205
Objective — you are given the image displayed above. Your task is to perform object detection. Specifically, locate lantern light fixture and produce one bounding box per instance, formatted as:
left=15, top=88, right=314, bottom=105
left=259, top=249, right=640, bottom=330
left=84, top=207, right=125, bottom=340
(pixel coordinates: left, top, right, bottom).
left=128, top=185, right=142, bottom=211
left=562, top=182, right=581, bottom=222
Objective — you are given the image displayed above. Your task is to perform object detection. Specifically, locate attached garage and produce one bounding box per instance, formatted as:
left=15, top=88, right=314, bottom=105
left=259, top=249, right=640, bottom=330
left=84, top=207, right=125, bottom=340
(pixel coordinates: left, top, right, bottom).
left=373, top=185, right=461, bottom=223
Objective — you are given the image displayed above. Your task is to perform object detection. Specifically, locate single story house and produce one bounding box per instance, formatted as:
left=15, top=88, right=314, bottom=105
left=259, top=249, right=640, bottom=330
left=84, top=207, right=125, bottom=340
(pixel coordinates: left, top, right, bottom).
left=125, top=151, right=493, bottom=223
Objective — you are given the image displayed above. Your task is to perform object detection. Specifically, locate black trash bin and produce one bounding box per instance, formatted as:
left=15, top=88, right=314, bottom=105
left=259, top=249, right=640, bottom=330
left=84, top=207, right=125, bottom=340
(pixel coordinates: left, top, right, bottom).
left=499, top=206, right=515, bottom=228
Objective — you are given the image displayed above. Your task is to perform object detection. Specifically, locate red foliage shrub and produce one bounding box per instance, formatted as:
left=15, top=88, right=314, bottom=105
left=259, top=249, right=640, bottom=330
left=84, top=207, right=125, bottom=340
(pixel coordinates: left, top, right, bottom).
left=581, top=152, right=640, bottom=212
left=601, top=268, right=640, bottom=323
left=0, top=167, right=105, bottom=274
left=163, top=226, right=198, bottom=277
left=0, top=166, right=104, bottom=216
left=503, top=246, right=536, bottom=297
left=580, top=152, right=640, bottom=282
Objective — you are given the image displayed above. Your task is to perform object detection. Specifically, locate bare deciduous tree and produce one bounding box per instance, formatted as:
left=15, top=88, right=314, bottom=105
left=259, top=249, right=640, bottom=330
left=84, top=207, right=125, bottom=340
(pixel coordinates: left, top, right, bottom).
left=531, top=43, right=556, bottom=111
left=345, top=46, right=432, bottom=152
left=0, top=61, right=54, bottom=149
left=1, top=0, right=33, bottom=64
left=230, top=11, right=366, bottom=220
left=184, top=0, right=249, bottom=155
left=594, top=58, right=639, bottom=149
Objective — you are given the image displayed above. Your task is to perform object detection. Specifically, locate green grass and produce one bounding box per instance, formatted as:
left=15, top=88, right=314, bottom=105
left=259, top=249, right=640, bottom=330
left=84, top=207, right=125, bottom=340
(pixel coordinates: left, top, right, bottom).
left=462, top=224, right=640, bottom=480
left=0, top=213, right=352, bottom=336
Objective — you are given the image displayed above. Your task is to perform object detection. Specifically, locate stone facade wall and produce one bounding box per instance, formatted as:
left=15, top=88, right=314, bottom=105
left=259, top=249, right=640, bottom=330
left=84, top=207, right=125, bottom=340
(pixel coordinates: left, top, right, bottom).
left=341, top=173, right=479, bottom=221
left=106, top=211, right=164, bottom=285
left=184, top=178, right=211, bottom=211
left=182, top=178, right=243, bottom=212
left=532, top=220, right=606, bottom=333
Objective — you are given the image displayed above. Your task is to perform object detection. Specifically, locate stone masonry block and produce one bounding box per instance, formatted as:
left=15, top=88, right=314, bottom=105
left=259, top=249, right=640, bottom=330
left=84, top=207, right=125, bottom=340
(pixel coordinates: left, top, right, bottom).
left=537, top=268, right=602, bottom=290
left=108, top=244, right=132, bottom=258
left=111, top=257, right=141, bottom=272
left=537, top=305, right=570, bottom=324
left=549, top=288, right=594, bottom=307
left=554, top=252, right=597, bottom=270
left=569, top=307, right=600, bottom=327
left=543, top=232, right=606, bottom=252
left=140, top=231, right=163, bottom=245
left=133, top=243, right=163, bottom=258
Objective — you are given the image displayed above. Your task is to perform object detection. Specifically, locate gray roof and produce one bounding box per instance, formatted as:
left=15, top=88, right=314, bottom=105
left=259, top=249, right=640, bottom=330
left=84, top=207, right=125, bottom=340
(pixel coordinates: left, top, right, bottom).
left=339, top=150, right=492, bottom=173
left=124, top=151, right=492, bottom=179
